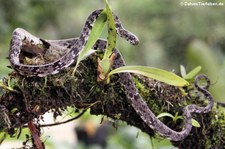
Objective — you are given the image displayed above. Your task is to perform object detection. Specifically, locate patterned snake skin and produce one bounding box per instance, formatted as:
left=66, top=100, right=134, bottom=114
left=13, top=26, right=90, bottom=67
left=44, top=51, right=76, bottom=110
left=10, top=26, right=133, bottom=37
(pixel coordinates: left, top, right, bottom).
left=9, top=9, right=139, bottom=77
left=9, top=9, right=214, bottom=141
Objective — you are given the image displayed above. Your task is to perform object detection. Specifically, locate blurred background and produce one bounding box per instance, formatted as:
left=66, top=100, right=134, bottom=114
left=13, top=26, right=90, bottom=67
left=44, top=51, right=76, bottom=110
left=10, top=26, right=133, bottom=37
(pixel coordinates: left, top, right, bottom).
left=0, top=0, right=224, bottom=148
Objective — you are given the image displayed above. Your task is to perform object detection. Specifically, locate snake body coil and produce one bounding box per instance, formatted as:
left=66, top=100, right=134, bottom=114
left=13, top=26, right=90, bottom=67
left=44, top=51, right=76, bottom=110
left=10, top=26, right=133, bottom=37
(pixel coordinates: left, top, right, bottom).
left=9, top=9, right=214, bottom=141
left=9, top=9, right=139, bottom=77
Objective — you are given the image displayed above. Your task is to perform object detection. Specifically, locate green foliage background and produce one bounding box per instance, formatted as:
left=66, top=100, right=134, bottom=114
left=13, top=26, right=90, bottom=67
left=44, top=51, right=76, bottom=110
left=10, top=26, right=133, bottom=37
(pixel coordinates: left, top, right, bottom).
left=0, top=0, right=224, bottom=148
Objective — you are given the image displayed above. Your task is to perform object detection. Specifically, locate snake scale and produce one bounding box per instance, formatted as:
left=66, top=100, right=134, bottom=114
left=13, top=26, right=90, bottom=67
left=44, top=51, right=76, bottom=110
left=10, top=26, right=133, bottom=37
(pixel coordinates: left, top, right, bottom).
left=9, top=9, right=214, bottom=141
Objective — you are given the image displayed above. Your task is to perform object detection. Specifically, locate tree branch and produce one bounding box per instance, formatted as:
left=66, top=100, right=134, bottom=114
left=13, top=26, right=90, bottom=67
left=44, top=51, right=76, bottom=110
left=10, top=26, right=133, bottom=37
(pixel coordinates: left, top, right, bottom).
left=0, top=55, right=224, bottom=149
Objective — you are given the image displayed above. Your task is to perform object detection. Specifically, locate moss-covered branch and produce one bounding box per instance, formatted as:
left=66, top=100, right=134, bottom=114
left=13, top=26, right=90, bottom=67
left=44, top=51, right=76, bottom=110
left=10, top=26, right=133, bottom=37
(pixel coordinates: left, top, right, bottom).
left=0, top=55, right=224, bottom=149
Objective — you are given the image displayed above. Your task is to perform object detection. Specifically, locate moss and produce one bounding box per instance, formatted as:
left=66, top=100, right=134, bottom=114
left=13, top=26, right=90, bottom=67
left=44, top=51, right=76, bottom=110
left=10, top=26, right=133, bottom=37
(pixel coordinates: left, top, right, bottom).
left=0, top=55, right=224, bottom=148
left=171, top=104, right=225, bottom=149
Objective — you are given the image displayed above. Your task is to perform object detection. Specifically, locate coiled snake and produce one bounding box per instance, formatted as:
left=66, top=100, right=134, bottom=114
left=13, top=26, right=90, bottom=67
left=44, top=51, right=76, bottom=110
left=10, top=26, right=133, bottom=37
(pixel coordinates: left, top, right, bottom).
left=9, top=9, right=214, bottom=141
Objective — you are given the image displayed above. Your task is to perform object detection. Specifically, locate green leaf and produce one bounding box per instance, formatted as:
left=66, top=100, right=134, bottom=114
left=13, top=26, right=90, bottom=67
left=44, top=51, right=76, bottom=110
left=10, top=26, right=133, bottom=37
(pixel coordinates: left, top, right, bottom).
left=72, top=9, right=107, bottom=75
left=0, top=79, right=15, bottom=92
left=103, top=0, right=117, bottom=60
left=173, top=112, right=183, bottom=122
left=157, top=112, right=200, bottom=128
left=157, top=112, right=175, bottom=119
left=180, top=65, right=187, bottom=78
left=108, top=66, right=189, bottom=86
left=11, top=108, right=18, bottom=114
left=100, top=0, right=117, bottom=75
left=192, top=118, right=201, bottom=127
left=157, top=112, right=183, bottom=123
left=101, top=59, right=111, bottom=75
left=184, top=66, right=202, bottom=80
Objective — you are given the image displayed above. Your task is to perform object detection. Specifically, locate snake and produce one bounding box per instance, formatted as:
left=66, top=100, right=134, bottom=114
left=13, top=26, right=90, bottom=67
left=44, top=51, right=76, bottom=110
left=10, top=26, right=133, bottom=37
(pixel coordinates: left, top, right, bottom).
left=8, top=9, right=214, bottom=141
